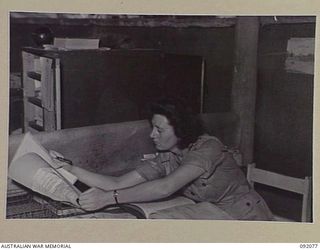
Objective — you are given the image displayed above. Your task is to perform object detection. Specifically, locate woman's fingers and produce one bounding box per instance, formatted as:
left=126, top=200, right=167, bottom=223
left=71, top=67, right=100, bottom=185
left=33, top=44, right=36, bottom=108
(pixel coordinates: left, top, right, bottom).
left=49, top=150, right=64, bottom=158
left=51, top=158, right=67, bottom=168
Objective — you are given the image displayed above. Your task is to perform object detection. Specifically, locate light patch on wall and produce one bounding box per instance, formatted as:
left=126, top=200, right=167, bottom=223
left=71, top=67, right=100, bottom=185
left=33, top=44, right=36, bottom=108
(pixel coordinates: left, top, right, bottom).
left=285, top=37, right=315, bottom=75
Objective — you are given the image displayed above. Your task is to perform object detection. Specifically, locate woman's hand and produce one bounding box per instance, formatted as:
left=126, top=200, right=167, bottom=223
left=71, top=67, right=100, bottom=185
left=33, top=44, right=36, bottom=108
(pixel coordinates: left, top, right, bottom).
left=51, top=158, right=72, bottom=170
left=49, top=150, right=73, bottom=172
left=78, top=187, right=113, bottom=211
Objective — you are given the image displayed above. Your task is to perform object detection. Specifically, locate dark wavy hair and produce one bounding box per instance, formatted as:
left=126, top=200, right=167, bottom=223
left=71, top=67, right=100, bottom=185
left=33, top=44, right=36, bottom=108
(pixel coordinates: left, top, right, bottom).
left=149, top=97, right=204, bottom=149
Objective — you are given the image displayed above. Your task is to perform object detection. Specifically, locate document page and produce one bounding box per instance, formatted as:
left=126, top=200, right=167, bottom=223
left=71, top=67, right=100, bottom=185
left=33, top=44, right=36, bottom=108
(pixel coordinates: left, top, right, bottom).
left=9, top=132, right=80, bottom=206
left=31, top=167, right=79, bottom=206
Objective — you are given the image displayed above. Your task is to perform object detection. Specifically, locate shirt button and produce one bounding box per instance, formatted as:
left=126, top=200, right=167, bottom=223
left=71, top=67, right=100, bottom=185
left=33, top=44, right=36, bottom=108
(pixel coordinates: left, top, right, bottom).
left=202, top=183, right=207, bottom=187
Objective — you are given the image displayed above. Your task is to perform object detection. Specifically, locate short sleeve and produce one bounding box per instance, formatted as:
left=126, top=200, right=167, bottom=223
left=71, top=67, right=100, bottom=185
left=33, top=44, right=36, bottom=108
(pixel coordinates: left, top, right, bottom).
left=135, top=155, right=167, bottom=181
left=181, top=138, right=225, bottom=175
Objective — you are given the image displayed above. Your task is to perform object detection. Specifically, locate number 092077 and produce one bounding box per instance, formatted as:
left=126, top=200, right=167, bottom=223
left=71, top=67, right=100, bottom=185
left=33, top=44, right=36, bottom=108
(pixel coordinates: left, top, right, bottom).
left=300, top=244, right=318, bottom=248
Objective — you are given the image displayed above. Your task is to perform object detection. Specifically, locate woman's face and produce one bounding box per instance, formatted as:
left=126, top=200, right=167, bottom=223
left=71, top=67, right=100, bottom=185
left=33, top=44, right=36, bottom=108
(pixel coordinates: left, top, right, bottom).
left=150, top=114, right=179, bottom=151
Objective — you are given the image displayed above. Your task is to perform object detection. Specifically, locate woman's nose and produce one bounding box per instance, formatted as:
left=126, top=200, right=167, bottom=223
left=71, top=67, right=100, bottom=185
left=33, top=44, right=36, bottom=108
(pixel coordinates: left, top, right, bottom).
left=150, top=128, right=157, bottom=138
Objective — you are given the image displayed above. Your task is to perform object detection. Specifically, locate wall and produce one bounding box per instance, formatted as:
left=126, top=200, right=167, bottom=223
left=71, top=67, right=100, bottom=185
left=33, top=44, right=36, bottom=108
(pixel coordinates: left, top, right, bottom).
left=10, top=19, right=235, bottom=114
left=255, top=23, right=315, bottom=220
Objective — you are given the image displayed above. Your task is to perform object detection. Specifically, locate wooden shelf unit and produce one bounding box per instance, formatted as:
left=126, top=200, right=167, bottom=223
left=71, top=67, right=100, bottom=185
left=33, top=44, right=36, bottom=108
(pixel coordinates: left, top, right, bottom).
left=22, top=50, right=60, bottom=132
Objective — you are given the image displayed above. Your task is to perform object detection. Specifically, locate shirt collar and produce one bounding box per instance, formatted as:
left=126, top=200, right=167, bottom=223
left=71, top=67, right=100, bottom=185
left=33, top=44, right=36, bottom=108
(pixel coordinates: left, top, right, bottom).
left=170, top=147, right=186, bottom=158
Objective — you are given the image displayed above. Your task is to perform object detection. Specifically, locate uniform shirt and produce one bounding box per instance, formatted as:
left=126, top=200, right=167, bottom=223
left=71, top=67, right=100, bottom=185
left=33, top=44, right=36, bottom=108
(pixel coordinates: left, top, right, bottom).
left=136, top=135, right=274, bottom=220
left=136, top=135, right=249, bottom=203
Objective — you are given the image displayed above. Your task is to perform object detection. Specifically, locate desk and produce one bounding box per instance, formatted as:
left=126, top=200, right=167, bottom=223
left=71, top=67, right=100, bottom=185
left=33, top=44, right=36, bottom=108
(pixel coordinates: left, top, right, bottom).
left=6, top=193, right=136, bottom=219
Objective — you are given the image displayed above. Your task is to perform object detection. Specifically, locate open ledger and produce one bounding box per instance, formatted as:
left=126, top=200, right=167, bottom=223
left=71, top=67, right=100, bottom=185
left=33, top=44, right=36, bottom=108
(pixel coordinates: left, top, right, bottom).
left=8, top=132, right=195, bottom=218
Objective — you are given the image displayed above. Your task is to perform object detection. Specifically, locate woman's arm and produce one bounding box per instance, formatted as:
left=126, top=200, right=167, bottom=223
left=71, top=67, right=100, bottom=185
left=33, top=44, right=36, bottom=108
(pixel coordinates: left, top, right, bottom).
left=64, top=164, right=146, bottom=191
left=78, top=163, right=205, bottom=211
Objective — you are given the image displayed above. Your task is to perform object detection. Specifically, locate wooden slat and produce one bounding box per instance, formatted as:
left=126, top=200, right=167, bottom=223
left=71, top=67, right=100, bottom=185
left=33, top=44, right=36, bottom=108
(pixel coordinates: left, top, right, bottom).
left=23, top=97, right=33, bottom=133
left=249, top=167, right=307, bottom=194
left=301, top=176, right=312, bottom=222
left=22, top=52, right=36, bottom=97
left=27, top=97, right=42, bottom=107
left=247, top=163, right=312, bottom=222
left=43, top=110, right=56, bottom=132
left=246, top=163, right=254, bottom=187
left=40, top=57, right=54, bottom=112
left=22, top=51, right=36, bottom=132
left=54, top=59, right=61, bottom=130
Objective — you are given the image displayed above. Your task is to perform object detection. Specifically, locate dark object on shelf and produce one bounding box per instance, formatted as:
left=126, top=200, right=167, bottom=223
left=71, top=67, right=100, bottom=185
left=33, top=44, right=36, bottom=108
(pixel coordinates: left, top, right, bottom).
left=31, top=27, right=54, bottom=48
left=28, top=121, right=44, bottom=131
left=27, top=96, right=42, bottom=107
left=27, top=71, right=41, bottom=81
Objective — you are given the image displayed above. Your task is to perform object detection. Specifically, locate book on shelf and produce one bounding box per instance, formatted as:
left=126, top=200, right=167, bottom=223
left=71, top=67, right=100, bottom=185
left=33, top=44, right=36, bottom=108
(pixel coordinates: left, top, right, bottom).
left=8, top=132, right=196, bottom=219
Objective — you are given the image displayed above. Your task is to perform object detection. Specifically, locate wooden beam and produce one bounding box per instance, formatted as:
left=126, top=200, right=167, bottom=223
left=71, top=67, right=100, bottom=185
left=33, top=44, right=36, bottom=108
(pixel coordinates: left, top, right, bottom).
left=10, top=13, right=315, bottom=28
left=231, top=16, right=259, bottom=165
left=10, top=13, right=236, bottom=27
left=260, top=16, right=316, bottom=26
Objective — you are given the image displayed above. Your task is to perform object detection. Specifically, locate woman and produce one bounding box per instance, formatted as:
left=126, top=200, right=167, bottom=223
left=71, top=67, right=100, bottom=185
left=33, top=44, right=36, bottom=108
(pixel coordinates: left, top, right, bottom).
left=59, top=98, right=274, bottom=220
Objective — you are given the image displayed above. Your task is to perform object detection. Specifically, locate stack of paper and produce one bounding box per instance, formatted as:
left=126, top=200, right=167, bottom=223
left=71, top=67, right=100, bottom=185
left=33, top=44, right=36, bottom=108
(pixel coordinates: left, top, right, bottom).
left=53, top=38, right=100, bottom=50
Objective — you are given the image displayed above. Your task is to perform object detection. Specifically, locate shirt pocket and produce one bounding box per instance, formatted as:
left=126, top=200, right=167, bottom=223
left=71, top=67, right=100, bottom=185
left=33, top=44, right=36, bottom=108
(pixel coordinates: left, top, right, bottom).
left=220, top=190, right=270, bottom=220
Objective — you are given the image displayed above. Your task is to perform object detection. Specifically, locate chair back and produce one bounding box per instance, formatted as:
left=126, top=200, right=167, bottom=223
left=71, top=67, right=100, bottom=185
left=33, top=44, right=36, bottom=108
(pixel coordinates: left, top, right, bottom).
left=247, top=163, right=311, bottom=222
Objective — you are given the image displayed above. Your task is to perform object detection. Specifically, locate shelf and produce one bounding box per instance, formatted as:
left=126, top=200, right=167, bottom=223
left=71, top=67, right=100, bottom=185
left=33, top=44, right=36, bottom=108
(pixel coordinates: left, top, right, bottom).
left=23, top=50, right=58, bottom=133
left=27, top=97, right=42, bottom=107
left=27, top=71, right=41, bottom=81
left=28, top=121, right=44, bottom=131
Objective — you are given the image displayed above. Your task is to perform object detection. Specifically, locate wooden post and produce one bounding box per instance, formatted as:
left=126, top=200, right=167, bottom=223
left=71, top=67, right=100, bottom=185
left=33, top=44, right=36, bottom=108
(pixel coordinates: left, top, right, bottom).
left=231, top=16, right=259, bottom=165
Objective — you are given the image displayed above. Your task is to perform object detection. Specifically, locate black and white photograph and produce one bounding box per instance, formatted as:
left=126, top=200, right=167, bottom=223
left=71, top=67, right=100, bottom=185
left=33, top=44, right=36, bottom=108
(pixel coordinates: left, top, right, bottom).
left=6, top=12, right=315, bottom=223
